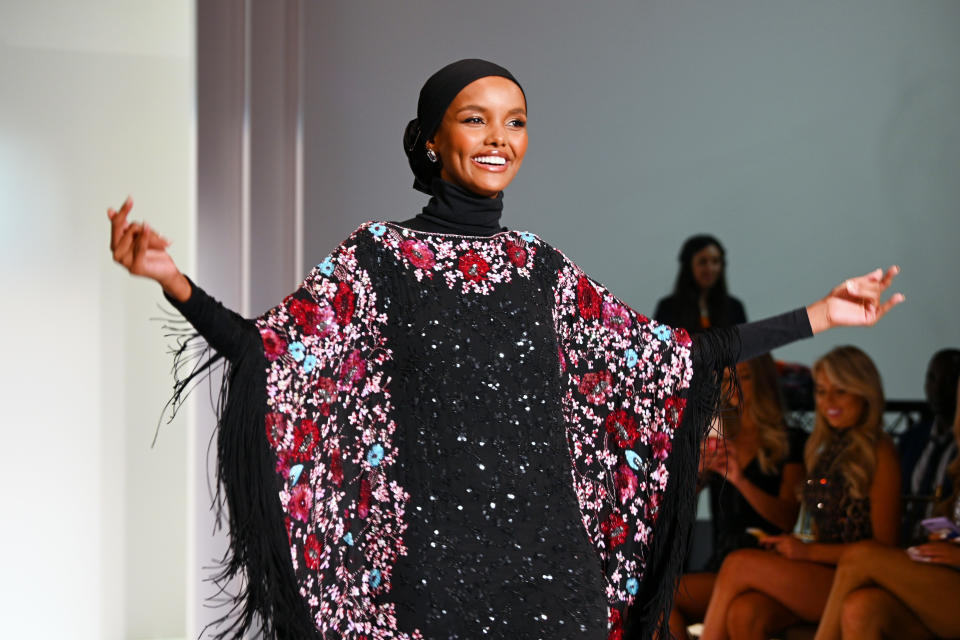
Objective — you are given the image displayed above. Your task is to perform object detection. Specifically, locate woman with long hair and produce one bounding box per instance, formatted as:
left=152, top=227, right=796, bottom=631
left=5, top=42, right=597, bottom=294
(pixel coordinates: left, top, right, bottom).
left=698, top=346, right=901, bottom=640
left=654, top=235, right=746, bottom=334
left=812, top=377, right=960, bottom=640
left=667, top=354, right=805, bottom=639
left=108, top=60, right=903, bottom=640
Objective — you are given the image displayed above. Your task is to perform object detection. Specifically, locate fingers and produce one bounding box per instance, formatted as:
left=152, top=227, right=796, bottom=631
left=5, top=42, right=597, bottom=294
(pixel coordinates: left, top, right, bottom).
left=873, top=292, right=906, bottom=322
left=130, top=222, right=151, bottom=274
left=113, top=221, right=142, bottom=267
left=108, top=196, right=134, bottom=250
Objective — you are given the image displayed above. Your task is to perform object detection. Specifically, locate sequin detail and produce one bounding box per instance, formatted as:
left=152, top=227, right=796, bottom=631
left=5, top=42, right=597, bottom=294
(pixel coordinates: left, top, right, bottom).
left=256, top=222, right=693, bottom=638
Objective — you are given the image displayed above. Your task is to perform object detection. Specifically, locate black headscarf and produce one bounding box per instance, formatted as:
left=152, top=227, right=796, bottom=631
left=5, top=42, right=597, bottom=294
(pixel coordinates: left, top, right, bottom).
left=403, top=59, right=525, bottom=195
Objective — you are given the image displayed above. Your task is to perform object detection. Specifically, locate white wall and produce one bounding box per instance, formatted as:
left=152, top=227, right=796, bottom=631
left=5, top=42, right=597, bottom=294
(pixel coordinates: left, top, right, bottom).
left=303, top=0, right=960, bottom=399
left=0, top=1, right=193, bottom=637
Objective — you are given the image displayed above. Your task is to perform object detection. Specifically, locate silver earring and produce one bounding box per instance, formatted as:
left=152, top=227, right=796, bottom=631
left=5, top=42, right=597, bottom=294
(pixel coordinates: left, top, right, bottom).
left=426, top=148, right=438, bottom=163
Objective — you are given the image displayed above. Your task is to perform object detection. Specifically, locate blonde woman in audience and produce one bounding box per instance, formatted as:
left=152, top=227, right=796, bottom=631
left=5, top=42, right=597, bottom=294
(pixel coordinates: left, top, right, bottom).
left=813, top=377, right=960, bottom=640
left=667, top=354, right=805, bottom=639
left=698, top=346, right=901, bottom=640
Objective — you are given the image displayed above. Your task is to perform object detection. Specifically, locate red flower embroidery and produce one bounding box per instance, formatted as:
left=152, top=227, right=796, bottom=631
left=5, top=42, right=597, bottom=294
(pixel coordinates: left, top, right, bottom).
left=288, top=484, right=312, bottom=522
left=358, top=477, right=372, bottom=519
left=646, top=489, right=662, bottom=522
left=605, top=409, right=639, bottom=448
left=339, top=350, right=366, bottom=387
left=292, top=419, right=320, bottom=462
left=577, top=276, right=601, bottom=320
left=601, top=512, right=629, bottom=548
left=674, top=327, right=692, bottom=347
left=330, top=447, right=343, bottom=486
left=578, top=370, right=613, bottom=404
left=289, top=298, right=335, bottom=337
left=260, top=327, right=286, bottom=362
left=315, top=376, right=337, bottom=406
left=505, top=241, right=527, bottom=267
left=602, top=302, right=632, bottom=335
left=558, top=347, right=567, bottom=375
left=650, top=430, right=672, bottom=461
left=614, top=465, right=638, bottom=503
left=665, top=396, right=686, bottom=427
left=265, top=412, right=287, bottom=448
left=458, top=251, right=490, bottom=282
left=304, top=533, right=322, bottom=570
left=608, top=608, right=623, bottom=640
left=400, top=239, right=436, bottom=270
left=635, top=312, right=650, bottom=325
left=333, top=282, right=355, bottom=325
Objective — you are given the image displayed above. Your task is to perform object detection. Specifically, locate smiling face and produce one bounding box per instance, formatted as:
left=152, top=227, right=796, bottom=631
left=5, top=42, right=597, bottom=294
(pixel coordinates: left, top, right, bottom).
left=426, top=76, right=528, bottom=198
left=814, top=370, right=867, bottom=430
left=691, top=244, right=724, bottom=291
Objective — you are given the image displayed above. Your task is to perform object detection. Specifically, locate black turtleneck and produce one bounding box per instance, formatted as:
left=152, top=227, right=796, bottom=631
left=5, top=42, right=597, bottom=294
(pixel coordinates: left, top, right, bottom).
left=396, top=178, right=506, bottom=236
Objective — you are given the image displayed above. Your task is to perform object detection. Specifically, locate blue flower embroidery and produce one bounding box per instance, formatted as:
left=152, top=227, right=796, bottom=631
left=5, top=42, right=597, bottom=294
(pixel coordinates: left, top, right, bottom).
left=653, top=325, right=672, bottom=342
left=289, top=464, right=304, bottom=486
left=318, top=257, right=335, bottom=276
left=302, top=354, right=317, bottom=373
left=625, top=348, right=639, bottom=368
left=288, top=341, right=306, bottom=362
left=368, top=568, right=382, bottom=588
left=625, top=450, right=643, bottom=470
left=367, top=443, right=385, bottom=467
left=343, top=532, right=354, bottom=546
left=626, top=577, right=639, bottom=595
left=369, top=222, right=387, bottom=237
left=519, top=231, right=536, bottom=243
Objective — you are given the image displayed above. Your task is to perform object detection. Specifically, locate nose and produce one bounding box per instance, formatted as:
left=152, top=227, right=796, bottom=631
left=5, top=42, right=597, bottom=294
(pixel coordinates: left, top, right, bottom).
left=485, top=122, right=506, bottom=147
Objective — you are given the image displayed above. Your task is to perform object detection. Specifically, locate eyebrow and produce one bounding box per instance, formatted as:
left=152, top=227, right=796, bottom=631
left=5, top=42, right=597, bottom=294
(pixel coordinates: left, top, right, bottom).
left=456, top=105, right=527, bottom=116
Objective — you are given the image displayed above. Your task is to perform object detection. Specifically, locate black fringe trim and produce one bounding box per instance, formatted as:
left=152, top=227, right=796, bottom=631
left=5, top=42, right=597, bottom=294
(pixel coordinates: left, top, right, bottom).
left=162, top=318, right=320, bottom=639
left=624, top=328, right=740, bottom=640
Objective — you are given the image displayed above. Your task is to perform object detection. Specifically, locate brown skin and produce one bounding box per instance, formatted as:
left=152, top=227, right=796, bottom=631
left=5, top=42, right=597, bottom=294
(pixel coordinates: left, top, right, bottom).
left=426, top=76, right=528, bottom=198
left=107, top=78, right=903, bottom=317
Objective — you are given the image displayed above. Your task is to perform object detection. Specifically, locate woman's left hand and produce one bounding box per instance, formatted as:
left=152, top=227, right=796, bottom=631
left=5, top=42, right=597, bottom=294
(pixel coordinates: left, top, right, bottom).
left=807, top=266, right=905, bottom=334
left=760, top=534, right=809, bottom=560
left=908, top=541, right=960, bottom=568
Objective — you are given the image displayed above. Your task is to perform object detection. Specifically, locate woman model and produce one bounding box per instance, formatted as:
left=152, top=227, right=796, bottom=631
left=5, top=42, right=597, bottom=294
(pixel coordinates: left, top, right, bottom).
left=699, top=346, right=901, bottom=640
left=813, top=377, right=960, bottom=640
left=654, top=235, right=746, bottom=334
left=668, top=354, right=805, bottom=639
left=108, top=60, right=902, bottom=640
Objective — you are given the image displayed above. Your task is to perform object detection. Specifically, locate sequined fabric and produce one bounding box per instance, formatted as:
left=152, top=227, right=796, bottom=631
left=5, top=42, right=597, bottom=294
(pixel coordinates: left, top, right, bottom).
left=256, top=222, right=692, bottom=638
left=801, top=434, right=873, bottom=543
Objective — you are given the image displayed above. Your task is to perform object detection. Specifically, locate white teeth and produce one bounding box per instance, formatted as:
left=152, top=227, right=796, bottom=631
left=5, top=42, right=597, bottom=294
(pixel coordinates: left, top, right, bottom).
left=474, top=156, right=506, bottom=165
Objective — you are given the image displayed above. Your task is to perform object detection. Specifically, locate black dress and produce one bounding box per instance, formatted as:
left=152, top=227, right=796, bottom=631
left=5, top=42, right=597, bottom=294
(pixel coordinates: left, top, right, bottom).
left=653, top=294, right=747, bottom=335
left=704, top=428, right=807, bottom=571
left=166, top=182, right=812, bottom=640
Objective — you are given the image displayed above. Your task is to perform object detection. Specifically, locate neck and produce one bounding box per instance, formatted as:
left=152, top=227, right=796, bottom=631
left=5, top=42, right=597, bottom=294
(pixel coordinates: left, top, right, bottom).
left=399, top=178, right=505, bottom=236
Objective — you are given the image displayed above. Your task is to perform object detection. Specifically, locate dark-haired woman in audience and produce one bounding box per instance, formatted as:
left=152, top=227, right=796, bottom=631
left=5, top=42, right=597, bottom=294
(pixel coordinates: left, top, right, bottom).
left=666, top=354, right=805, bottom=639
left=813, top=377, right=960, bottom=640
left=699, top=346, right=901, bottom=640
left=653, top=235, right=746, bottom=334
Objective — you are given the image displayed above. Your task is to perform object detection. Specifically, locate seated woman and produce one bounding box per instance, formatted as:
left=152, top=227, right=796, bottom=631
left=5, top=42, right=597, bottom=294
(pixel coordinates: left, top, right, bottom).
left=654, top=235, right=746, bottom=334
left=667, top=354, right=806, bottom=639
left=698, top=346, right=901, bottom=640
left=813, top=378, right=960, bottom=640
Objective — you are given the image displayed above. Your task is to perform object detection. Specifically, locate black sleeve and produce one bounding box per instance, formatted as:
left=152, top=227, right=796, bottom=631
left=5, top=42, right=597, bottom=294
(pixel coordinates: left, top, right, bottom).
left=163, top=277, right=261, bottom=364
left=735, top=307, right=812, bottom=363
left=653, top=296, right=671, bottom=324
left=785, top=427, right=808, bottom=465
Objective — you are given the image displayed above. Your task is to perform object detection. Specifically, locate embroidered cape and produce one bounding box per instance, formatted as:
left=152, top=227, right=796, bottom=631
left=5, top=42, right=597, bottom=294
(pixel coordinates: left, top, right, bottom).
left=182, top=222, right=727, bottom=640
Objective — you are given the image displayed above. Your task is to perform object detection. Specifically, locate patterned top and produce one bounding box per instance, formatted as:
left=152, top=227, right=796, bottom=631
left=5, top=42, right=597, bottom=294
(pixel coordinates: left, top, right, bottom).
left=801, top=433, right=873, bottom=544
left=253, top=222, right=692, bottom=639
left=169, top=222, right=811, bottom=639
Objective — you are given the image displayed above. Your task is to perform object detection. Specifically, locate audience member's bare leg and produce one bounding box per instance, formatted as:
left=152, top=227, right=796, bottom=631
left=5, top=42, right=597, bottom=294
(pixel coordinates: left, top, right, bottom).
left=726, top=590, right=799, bottom=640
left=839, top=587, right=933, bottom=640
left=666, top=573, right=717, bottom=640
left=815, top=541, right=960, bottom=640
left=699, top=549, right=834, bottom=640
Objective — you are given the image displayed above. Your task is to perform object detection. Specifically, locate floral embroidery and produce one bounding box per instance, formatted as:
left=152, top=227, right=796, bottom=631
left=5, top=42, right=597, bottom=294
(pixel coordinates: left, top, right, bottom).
left=261, top=328, right=286, bottom=362
left=400, top=238, right=436, bottom=270
left=605, top=409, right=640, bottom=448
left=458, top=250, right=490, bottom=282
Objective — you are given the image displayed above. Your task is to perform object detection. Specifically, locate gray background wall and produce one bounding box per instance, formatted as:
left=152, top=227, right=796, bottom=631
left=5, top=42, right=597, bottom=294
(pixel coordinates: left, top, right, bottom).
left=302, top=0, right=960, bottom=399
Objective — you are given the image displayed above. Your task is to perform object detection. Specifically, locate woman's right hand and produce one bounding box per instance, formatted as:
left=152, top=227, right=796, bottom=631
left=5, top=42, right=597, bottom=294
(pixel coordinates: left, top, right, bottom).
left=108, top=197, right=191, bottom=302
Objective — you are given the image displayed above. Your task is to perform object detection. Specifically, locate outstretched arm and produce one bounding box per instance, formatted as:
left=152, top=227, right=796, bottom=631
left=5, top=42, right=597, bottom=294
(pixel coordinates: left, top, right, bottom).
left=108, top=196, right=259, bottom=363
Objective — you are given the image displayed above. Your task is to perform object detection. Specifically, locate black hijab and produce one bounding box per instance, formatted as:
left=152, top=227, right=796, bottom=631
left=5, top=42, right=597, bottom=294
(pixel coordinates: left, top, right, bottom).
left=403, top=59, right=525, bottom=196
left=399, top=59, right=526, bottom=237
